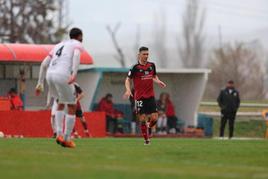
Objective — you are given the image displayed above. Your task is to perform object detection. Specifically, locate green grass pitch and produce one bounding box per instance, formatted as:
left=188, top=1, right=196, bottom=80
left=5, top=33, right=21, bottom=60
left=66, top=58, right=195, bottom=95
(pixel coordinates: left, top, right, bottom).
left=0, top=138, right=268, bottom=179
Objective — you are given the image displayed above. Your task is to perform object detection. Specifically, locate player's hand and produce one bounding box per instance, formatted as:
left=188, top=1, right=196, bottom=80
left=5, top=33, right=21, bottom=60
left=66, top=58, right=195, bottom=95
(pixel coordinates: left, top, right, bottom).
left=35, top=84, right=44, bottom=96
left=123, top=90, right=133, bottom=99
left=68, top=74, right=76, bottom=84
left=157, top=80, right=166, bottom=88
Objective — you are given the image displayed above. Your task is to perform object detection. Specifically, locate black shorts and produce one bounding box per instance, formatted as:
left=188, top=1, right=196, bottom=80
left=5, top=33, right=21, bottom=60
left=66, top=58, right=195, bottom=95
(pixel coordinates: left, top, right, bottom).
left=135, top=97, right=157, bottom=115
left=76, top=109, right=83, bottom=118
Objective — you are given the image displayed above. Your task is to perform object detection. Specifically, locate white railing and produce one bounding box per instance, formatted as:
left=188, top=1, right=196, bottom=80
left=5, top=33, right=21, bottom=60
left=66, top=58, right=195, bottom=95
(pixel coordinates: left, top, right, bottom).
left=199, top=101, right=268, bottom=118
left=200, top=102, right=268, bottom=108
left=200, top=112, right=262, bottom=117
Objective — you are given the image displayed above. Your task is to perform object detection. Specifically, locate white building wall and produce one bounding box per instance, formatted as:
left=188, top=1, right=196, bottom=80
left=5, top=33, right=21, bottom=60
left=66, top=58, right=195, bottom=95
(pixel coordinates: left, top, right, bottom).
left=88, top=69, right=210, bottom=126
left=94, top=73, right=127, bottom=105
left=76, top=71, right=101, bottom=111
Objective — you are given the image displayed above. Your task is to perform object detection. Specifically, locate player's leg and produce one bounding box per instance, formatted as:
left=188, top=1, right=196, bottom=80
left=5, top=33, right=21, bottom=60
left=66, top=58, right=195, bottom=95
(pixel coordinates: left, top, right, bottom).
left=72, top=125, right=80, bottom=138
left=54, top=76, right=76, bottom=148
left=64, top=104, right=77, bottom=142
left=138, top=114, right=150, bottom=145
left=228, top=113, right=236, bottom=139
left=149, top=112, right=158, bottom=128
left=71, top=110, right=80, bottom=138
left=54, top=103, right=65, bottom=145
left=77, top=110, right=90, bottom=137
left=46, top=74, right=64, bottom=142
left=147, top=97, right=158, bottom=128
left=51, top=99, right=58, bottom=138
left=51, top=115, right=57, bottom=138
left=135, top=99, right=150, bottom=144
left=219, top=114, right=227, bottom=138
left=148, top=112, right=158, bottom=137
left=64, top=96, right=76, bottom=145
left=142, top=97, right=158, bottom=137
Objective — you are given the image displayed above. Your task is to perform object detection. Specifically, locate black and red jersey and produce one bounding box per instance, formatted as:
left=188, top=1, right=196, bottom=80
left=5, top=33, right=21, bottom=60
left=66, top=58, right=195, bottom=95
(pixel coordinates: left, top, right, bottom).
left=127, top=62, right=157, bottom=100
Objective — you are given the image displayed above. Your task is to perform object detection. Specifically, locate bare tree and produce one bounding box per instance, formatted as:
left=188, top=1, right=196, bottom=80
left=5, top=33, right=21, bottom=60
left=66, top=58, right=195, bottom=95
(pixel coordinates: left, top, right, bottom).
left=0, top=0, right=68, bottom=44
left=106, top=23, right=126, bottom=67
left=153, top=9, right=168, bottom=68
left=206, top=41, right=266, bottom=100
left=178, top=0, right=206, bottom=68
left=132, top=24, right=141, bottom=63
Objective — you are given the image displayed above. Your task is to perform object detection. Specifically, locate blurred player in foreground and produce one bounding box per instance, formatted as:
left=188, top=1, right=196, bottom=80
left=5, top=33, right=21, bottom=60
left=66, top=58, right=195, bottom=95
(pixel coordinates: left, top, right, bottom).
left=124, top=46, right=166, bottom=145
left=35, top=28, right=84, bottom=148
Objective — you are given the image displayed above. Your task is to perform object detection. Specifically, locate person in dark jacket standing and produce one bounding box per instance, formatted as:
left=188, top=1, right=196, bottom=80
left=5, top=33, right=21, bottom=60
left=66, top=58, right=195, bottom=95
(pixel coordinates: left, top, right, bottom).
left=217, top=80, right=240, bottom=139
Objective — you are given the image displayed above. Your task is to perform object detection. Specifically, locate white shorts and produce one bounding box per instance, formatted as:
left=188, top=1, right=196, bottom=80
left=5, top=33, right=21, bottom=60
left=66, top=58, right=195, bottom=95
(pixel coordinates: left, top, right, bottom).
left=46, top=72, right=76, bottom=104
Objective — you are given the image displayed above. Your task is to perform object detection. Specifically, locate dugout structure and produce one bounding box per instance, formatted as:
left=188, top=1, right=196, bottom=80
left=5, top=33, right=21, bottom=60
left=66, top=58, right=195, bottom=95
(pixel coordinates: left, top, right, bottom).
left=77, top=67, right=211, bottom=127
left=0, top=43, right=93, bottom=108
left=0, top=43, right=210, bottom=127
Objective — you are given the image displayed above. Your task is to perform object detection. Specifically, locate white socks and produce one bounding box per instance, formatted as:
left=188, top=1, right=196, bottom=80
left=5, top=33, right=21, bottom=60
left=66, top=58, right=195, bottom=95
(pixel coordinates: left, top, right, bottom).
left=55, top=110, right=76, bottom=141
left=55, top=110, right=64, bottom=136
left=64, top=114, right=76, bottom=141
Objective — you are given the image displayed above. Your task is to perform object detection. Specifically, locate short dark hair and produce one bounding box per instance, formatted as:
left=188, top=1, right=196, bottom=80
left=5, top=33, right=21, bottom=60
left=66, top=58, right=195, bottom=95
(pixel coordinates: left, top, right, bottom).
left=105, top=93, right=113, bottom=98
left=228, top=80, right=234, bottom=84
left=9, top=88, right=17, bottom=94
left=139, top=46, right=149, bottom=52
left=69, top=28, right=83, bottom=39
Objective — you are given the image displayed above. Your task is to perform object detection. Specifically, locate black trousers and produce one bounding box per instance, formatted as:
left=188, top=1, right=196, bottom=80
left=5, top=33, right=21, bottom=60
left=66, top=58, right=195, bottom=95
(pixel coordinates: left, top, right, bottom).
left=106, top=116, right=118, bottom=134
left=219, top=112, right=236, bottom=138
left=167, top=116, right=177, bottom=130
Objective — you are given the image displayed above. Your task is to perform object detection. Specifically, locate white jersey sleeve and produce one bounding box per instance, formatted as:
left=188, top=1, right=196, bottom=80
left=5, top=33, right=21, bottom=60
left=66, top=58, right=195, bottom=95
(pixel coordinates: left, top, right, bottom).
left=73, top=42, right=84, bottom=53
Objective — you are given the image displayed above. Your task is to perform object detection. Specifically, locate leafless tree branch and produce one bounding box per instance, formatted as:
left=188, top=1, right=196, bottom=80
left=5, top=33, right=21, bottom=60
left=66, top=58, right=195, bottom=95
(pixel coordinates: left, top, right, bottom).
left=106, top=22, right=126, bottom=67
left=0, top=0, right=68, bottom=43
left=205, top=41, right=266, bottom=100
left=178, top=0, right=206, bottom=68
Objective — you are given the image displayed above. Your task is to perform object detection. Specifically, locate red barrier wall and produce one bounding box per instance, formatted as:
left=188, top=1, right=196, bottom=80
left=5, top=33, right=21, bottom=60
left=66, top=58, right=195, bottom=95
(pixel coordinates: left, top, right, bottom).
left=0, top=111, right=106, bottom=138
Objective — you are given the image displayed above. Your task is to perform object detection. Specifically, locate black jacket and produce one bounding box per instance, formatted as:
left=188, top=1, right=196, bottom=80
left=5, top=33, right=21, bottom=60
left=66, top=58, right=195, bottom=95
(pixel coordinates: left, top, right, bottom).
left=217, top=87, right=240, bottom=113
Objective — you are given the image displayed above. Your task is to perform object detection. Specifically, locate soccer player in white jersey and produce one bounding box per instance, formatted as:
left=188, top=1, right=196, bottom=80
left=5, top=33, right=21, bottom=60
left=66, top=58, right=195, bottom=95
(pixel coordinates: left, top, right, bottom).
left=35, top=28, right=84, bottom=148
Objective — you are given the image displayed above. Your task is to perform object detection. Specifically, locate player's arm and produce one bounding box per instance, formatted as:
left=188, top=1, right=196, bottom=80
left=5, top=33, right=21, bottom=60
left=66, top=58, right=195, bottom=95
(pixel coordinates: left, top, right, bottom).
left=153, top=75, right=166, bottom=88
left=217, top=90, right=224, bottom=108
left=68, top=49, right=81, bottom=84
left=35, top=56, right=52, bottom=96
left=123, top=77, right=133, bottom=99
left=151, top=63, right=166, bottom=88
left=123, top=67, right=134, bottom=99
